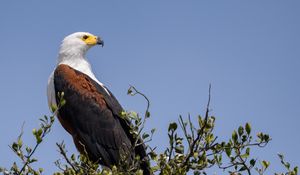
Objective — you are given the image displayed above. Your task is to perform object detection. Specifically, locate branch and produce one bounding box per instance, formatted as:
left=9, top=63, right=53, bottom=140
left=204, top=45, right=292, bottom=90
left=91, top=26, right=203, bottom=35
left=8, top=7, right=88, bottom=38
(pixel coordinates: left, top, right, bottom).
left=182, top=84, right=212, bottom=167
left=56, top=142, right=79, bottom=173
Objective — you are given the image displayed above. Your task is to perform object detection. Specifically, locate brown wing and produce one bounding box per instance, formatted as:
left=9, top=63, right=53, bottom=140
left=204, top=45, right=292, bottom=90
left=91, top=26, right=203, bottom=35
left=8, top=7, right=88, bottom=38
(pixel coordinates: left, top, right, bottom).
left=53, top=64, right=133, bottom=166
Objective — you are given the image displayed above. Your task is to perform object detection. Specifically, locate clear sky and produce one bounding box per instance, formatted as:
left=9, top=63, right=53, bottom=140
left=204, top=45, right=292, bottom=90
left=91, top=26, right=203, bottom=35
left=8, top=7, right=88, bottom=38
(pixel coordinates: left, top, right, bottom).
left=0, top=1, right=299, bottom=173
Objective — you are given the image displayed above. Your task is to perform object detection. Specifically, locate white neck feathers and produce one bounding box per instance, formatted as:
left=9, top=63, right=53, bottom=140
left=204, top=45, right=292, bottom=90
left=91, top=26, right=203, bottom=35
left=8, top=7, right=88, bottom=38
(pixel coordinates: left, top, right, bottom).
left=57, top=43, right=107, bottom=90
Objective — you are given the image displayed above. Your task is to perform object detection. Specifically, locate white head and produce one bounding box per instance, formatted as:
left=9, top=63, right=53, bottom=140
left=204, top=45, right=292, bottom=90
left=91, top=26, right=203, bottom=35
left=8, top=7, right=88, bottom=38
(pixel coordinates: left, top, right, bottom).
left=58, top=32, right=104, bottom=62
left=48, top=32, right=107, bottom=110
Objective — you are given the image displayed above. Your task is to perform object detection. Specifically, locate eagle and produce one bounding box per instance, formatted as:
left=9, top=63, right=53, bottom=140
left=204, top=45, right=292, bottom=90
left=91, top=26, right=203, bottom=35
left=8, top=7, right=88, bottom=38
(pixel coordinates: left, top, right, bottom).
left=47, top=32, right=150, bottom=174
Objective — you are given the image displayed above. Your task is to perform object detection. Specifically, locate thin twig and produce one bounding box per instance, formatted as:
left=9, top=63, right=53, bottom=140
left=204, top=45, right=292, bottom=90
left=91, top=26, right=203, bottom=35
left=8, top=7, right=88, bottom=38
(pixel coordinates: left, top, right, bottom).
left=129, top=86, right=151, bottom=149
left=56, top=142, right=79, bottom=173
left=182, top=84, right=212, bottom=167
left=18, top=132, right=44, bottom=174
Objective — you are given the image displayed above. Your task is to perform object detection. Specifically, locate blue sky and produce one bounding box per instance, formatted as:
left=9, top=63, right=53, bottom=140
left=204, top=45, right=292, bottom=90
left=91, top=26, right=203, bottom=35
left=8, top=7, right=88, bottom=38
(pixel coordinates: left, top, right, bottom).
left=0, top=1, right=299, bottom=173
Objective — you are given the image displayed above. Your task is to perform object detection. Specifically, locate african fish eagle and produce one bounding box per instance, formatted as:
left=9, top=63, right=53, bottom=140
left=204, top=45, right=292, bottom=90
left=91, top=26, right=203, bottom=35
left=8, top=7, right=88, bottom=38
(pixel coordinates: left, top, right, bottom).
left=47, top=32, right=150, bottom=174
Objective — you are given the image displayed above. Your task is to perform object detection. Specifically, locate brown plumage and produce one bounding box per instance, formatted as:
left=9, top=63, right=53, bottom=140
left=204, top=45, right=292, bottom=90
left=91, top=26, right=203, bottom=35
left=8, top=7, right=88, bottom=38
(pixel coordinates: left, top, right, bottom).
left=53, top=64, right=150, bottom=174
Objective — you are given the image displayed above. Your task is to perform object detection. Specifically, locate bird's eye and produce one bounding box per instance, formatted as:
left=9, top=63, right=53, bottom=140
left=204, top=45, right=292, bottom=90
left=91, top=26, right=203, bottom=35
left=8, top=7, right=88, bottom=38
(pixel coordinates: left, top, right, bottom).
left=82, top=35, right=89, bottom=40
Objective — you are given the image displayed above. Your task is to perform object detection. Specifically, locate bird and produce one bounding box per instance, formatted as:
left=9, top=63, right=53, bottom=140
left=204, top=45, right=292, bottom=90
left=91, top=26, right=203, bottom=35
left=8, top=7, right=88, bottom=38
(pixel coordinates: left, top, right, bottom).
left=47, top=32, right=150, bottom=174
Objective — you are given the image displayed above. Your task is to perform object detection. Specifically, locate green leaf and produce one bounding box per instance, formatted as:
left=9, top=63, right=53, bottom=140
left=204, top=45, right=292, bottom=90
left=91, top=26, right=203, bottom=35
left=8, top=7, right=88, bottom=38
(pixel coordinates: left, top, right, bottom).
left=246, top=147, right=250, bottom=156
left=198, top=115, right=203, bottom=128
left=218, top=155, right=222, bottom=164
left=175, top=145, right=184, bottom=154
left=239, top=166, right=247, bottom=171
left=225, top=147, right=231, bottom=157
left=250, top=159, right=256, bottom=167
left=262, top=160, right=270, bottom=169
left=30, top=158, right=37, bottom=163
left=241, top=154, right=249, bottom=159
left=149, top=151, right=157, bottom=160
left=37, top=128, right=43, bottom=136
left=193, top=152, right=199, bottom=158
left=32, top=128, right=37, bottom=135
left=36, top=137, right=42, bottom=144
left=285, top=162, right=291, bottom=169
left=263, top=134, right=270, bottom=141
left=129, top=111, right=138, bottom=120
left=50, top=116, right=55, bottom=123
left=241, top=148, right=250, bottom=158
left=17, top=139, right=23, bottom=148
left=50, top=104, right=57, bottom=113
left=245, top=123, right=251, bottom=135
left=232, top=130, right=238, bottom=143
left=26, top=147, right=32, bottom=154
left=257, top=132, right=264, bottom=142
left=294, top=167, right=298, bottom=174
left=12, top=142, right=18, bottom=152
left=39, top=168, right=44, bottom=173
left=127, top=87, right=133, bottom=95
left=168, top=122, right=178, bottom=132
left=241, top=135, right=247, bottom=142
left=60, top=99, right=66, bottom=106
left=142, top=133, right=149, bottom=139
left=238, top=126, right=244, bottom=136
left=71, top=154, right=76, bottom=161
left=278, top=153, right=284, bottom=160
left=205, top=133, right=214, bottom=143
left=146, top=111, right=150, bottom=118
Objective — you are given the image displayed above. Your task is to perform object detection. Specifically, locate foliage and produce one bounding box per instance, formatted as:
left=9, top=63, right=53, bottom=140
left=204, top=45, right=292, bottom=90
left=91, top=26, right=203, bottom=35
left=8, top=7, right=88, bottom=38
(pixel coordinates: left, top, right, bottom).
left=0, top=87, right=298, bottom=175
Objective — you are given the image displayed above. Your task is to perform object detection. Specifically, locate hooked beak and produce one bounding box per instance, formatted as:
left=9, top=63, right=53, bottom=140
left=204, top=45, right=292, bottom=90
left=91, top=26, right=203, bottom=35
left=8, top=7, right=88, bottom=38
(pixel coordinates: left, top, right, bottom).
left=97, top=37, right=104, bottom=47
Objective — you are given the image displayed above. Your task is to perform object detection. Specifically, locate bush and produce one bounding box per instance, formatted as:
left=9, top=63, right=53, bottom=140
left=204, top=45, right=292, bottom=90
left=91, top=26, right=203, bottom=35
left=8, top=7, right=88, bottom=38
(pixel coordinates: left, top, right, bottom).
left=0, top=86, right=298, bottom=175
